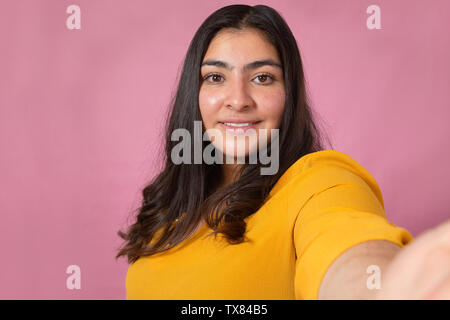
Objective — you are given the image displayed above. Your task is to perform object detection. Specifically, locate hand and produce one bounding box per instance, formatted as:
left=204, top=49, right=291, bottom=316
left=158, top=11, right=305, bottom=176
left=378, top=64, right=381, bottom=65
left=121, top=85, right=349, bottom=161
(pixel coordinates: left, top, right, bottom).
left=375, top=219, right=450, bottom=299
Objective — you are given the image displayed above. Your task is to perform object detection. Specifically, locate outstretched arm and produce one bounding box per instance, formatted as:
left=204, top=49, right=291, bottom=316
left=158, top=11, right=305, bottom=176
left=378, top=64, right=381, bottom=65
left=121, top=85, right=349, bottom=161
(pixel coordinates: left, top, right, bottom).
left=318, top=219, right=450, bottom=299
left=318, top=240, right=401, bottom=299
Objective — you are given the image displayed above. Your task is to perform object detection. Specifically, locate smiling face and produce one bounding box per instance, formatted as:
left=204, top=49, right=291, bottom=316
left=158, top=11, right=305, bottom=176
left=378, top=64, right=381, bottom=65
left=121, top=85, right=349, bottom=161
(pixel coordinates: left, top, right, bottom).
left=199, top=28, right=285, bottom=159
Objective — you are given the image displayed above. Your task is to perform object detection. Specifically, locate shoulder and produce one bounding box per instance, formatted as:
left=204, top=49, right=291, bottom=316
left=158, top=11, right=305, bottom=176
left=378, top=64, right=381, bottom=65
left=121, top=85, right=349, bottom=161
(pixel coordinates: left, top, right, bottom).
left=267, top=149, right=384, bottom=210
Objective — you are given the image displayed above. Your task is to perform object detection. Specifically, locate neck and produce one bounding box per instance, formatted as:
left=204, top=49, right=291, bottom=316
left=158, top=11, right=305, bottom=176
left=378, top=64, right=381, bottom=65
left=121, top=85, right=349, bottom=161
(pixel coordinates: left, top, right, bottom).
left=220, top=163, right=242, bottom=188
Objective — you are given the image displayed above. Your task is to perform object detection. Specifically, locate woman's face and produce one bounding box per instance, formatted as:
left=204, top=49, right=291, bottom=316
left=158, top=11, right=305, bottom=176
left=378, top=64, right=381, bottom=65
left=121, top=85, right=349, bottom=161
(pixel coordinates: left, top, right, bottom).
left=199, top=28, right=285, bottom=159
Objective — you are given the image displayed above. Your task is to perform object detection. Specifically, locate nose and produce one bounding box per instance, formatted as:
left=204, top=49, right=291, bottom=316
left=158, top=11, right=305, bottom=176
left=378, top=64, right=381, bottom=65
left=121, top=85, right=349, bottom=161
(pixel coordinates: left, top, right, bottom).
left=223, top=77, right=254, bottom=111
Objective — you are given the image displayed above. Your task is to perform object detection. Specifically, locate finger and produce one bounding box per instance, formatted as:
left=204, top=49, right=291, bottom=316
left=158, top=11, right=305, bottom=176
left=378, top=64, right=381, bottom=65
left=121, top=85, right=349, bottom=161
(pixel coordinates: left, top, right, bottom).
left=419, top=219, right=450, bottom=240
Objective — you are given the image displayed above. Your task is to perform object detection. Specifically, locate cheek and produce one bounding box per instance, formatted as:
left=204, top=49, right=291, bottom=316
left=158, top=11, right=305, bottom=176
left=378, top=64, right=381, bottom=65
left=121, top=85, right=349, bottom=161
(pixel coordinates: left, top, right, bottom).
left=257, top=91, right=285, bottom=127
left=199, top=88, right=223, bottom=128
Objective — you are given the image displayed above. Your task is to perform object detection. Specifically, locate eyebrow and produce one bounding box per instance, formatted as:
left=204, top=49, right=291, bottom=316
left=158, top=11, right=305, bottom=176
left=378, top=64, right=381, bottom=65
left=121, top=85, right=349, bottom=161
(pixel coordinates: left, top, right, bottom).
left=200, top=59, right=282, bottom=72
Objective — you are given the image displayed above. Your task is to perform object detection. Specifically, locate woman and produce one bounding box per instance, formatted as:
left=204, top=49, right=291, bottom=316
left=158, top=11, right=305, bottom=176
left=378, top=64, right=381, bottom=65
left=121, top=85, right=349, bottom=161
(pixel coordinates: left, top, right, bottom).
left=116, top=5, right=450, bottom=299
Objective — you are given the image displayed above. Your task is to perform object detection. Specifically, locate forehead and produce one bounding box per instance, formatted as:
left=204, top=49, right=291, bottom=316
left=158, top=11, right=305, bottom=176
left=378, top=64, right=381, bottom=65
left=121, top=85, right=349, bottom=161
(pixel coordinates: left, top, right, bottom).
left=203, top=28, right=280, bottom=62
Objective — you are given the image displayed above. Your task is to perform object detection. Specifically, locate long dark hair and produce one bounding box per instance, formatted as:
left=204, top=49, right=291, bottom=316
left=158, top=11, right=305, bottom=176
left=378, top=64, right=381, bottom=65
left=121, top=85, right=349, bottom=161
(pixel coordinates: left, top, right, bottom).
left=116, top=4, right=333, bottom=264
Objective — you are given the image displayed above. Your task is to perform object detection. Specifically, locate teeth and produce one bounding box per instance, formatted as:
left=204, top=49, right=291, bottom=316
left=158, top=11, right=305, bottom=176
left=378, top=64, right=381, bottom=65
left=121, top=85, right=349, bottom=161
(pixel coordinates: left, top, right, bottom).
left=224, top=122, right=252, bottom=127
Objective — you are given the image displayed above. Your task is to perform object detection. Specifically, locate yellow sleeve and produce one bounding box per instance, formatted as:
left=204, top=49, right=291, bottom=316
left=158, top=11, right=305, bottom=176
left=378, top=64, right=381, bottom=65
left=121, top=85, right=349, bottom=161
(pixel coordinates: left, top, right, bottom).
left=291, top=151, right=413, bottom=300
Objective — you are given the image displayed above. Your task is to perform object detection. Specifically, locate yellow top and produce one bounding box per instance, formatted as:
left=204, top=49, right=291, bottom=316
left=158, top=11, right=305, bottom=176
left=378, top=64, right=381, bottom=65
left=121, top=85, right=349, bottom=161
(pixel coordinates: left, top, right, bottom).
left=125, top=150, right=413, bottom=300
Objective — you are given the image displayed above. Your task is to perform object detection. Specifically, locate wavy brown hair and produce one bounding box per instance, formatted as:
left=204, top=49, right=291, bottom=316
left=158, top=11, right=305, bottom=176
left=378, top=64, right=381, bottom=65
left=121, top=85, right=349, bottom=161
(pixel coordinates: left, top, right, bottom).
left=116, top=4, right=333, bottom=264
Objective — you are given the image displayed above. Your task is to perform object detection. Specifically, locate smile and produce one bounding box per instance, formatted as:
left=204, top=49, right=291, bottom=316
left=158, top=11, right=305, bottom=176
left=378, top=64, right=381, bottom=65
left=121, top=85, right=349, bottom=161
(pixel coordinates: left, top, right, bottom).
left=224, top=122, right=253, bottom=127
left=219, top=121, right=261, bottom=132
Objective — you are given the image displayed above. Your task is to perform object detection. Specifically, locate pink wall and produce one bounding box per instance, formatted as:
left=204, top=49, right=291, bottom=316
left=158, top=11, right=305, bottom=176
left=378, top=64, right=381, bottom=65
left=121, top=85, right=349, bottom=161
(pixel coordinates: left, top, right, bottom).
left=1, top=0, right=449, bottom=299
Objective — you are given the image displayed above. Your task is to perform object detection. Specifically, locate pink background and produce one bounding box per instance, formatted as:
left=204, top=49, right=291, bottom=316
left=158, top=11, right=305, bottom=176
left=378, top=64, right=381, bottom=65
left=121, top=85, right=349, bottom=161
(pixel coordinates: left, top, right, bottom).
left=1, top=0, right=449, bottom=299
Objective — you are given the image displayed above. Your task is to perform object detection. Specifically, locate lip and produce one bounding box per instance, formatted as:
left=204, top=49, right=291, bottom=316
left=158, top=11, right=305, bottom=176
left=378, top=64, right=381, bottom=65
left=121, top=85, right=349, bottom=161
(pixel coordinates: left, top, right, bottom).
left=219, top=118, right=261, bottom=123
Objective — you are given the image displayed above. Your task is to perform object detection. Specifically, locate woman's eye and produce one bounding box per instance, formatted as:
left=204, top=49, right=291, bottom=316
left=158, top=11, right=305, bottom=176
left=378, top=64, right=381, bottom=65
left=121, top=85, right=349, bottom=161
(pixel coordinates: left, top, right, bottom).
left=253, top=74, right=274, bottom=84
left=204, top=74, right=224, bottom=83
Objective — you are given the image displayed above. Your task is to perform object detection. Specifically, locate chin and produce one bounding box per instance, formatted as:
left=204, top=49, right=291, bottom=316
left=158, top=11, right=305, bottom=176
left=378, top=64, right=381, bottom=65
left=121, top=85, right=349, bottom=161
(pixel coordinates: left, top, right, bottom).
left=223, top=143, right=258, bottom=160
